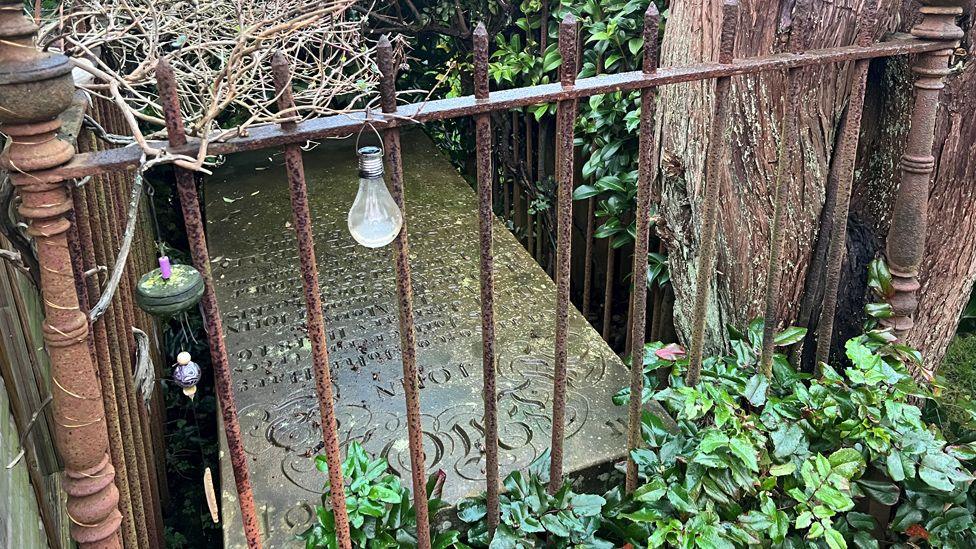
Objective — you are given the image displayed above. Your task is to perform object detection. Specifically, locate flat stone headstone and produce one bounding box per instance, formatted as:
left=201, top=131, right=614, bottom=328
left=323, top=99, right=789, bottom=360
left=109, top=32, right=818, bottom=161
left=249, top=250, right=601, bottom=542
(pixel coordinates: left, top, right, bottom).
left=205, top=131, right=630, bottom=547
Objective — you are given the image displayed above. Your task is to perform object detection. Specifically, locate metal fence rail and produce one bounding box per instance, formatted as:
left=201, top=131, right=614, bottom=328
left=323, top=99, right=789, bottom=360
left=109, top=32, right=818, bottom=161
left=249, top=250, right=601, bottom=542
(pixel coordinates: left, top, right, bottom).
left=0, top=0, right=965, bottom=547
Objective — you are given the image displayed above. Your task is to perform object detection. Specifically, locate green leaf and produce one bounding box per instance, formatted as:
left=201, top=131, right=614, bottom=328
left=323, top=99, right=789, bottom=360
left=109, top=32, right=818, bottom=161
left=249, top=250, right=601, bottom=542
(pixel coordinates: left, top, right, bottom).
left=774, top=326, right=807, bottom=346
left=855, top=479, right=900, bottom=506
left=633, top=478, right=667, bottom=503
left=570, top=494, right=605, bottom=517
left=772, top=424, right=806, bottom=459
left=457, top=498, right=488, bottom=523
left=770, top=462, right=796, bottom=476
left=846, top=512, right=876, bottom=531
left=743, top=374, right=769, bottom=407
left=886, top=451, right=906, bottom=482
left=573, top=184, right=601, bottom=200
left=828, top=448, right=865, bottom=479
left=730, top=437, right=759, bottom=472
left=824, top=526, right=847, bottom=549
left=919, top=453, right=958, bottom=491
left=540, top=513, right=571, bottom=537
left=368, top=485, right=402, bottom=504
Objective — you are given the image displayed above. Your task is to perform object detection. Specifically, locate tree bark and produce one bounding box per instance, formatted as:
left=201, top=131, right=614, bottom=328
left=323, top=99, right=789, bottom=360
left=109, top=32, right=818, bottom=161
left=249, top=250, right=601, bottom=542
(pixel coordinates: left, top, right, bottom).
left=657, top=0, right=974, bottom=371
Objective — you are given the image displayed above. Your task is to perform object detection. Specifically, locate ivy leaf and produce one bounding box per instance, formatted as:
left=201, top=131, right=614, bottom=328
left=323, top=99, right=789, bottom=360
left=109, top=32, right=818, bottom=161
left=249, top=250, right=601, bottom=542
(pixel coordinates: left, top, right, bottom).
left=667, top=485, right=697, bottom=513
left=634, top=477, right=667, bottom=503
left=540, top=512, right=571, bottom=537
left=743, top=374, right=769, bottom=407
left=730, top=437, right=759, bottom=472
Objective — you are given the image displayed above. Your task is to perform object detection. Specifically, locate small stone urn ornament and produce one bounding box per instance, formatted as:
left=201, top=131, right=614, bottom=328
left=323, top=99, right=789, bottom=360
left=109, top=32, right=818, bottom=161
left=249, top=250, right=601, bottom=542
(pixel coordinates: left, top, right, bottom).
left=135, top=256, right=205, bottom=317
left=173, top=351, right=202, bottom=399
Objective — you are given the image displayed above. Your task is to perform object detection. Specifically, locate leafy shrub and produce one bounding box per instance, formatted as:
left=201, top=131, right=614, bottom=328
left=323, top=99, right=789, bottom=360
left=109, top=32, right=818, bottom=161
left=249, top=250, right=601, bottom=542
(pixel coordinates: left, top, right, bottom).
left=458, top=449, right=611, bottom=548
left=299, top=442, right=459, bottom=549
left=601, top=321, right=976, bottom=548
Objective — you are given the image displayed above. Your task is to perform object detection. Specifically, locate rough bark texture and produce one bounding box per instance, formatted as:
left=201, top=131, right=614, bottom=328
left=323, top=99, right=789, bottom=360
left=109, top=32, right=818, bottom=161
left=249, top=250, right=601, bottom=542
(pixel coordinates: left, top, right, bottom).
left=657, top=0, right=974, bottom=369
left=843, top=1, right=976, bottom=374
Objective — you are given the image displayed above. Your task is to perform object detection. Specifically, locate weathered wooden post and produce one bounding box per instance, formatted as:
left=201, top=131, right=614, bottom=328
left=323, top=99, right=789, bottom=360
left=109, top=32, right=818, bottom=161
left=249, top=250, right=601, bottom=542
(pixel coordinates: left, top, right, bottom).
left=884, top=1, right=964, bottom=350
left=0, top=2, right=122, bottom=547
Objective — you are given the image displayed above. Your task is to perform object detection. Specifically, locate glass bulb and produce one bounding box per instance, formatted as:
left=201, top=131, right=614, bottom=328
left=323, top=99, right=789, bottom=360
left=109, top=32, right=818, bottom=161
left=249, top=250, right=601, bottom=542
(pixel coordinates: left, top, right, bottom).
left=348, top=146, right=403, bottom=248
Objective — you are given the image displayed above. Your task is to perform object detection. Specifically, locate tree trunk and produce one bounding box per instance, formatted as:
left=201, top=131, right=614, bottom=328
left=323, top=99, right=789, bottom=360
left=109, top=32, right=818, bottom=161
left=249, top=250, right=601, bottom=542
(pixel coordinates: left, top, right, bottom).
left=657, top=0, right=974, bottom=370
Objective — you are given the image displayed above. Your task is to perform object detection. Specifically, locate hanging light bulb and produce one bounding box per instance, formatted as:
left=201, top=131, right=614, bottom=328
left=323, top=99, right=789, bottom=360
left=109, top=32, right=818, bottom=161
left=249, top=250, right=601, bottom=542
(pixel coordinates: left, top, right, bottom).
left=348, top=146, right=403, bottom=248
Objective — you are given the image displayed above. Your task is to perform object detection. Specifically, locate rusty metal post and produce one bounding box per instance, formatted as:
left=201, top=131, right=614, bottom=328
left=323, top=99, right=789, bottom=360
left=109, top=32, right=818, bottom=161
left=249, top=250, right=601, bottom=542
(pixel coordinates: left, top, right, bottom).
left=472, top=24, right=500, bottom=535
left=377, top=35, right=432, bottom=549
left=625, top=4, right=659, bottom=494
left=0, top=3, right=122, bottom=547
left=685, top=0, right=739, bottom=387
left=759, top=0, right=811, bottom=377
left=155, top=58, right=264, bottom=548
left=602, top=246, right=616, bottom=341
left=549, top=13, right=578, bottom=493
left=883, top=3, right=963, bottom=349
left=814, top=5, right=878, bottom=366
left=269, top=53, right=353, bottom=549
left=582, top=197, right=595, bottom=320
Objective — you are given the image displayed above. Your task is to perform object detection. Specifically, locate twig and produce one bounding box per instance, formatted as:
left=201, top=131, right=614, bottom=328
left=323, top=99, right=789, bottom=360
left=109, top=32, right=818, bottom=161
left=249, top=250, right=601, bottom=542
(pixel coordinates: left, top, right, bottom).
left=132, top=327, right=155, bottom=411
left=89, top=158, right=145, bottom=322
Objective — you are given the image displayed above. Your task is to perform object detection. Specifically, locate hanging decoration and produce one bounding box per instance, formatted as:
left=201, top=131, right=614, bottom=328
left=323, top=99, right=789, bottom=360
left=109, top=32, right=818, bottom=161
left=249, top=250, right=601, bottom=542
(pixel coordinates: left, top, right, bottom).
left=135, top=182, right=205, bottom=317
left=172, top=351, right=202, bottom=399
left=347, top=127, right=402, bottom=248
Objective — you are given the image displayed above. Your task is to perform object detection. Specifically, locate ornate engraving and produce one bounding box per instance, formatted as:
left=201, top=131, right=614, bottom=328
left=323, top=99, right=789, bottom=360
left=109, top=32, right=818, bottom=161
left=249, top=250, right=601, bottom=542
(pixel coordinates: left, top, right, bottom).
left=208, top=133, right=629, bottom=547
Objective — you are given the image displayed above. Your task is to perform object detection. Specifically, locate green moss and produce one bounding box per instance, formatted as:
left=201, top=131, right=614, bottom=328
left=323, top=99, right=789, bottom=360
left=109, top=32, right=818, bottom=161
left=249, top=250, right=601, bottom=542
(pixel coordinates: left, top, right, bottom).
left=937, top=335, right=976, bottom=428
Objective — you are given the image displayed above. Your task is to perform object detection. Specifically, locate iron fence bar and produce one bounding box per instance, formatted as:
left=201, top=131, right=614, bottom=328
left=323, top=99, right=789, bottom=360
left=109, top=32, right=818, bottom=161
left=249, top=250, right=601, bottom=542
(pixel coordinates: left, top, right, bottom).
left=99, top=158, right=161, bottom=547
left=582, top=197, right=595, bottom=320
left=759, top=1, right=813, bottom=377
left=472, top=22, right=500, bottom=535
left=83, top=174, right=148, bottom=549
left=269, top=52, right=354, bottom=549
left=68, top=179, right=141, bottom=549
left=814, top=5, right=879, bottom=367
left=685, top=0, right=739, bottom=387
left=602, top=247, right=615, bottom=341
left=625, top=3, right=660, bottom=494
left=105, top=161, right=164, bottom=546
left=549, top=13, right=578, bottom=493
left=155, top=58, right=264, bottom=549
left=377, top=35, right=432, bottom=549
left=31, top=35, right=954, bottom=184
left=883, top=6, right=962, bottom=365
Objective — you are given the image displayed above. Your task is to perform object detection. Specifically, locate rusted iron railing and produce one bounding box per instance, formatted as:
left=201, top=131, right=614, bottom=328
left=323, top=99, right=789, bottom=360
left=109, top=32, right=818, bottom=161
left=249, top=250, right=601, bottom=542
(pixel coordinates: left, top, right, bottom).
left=0, top=0, right=965, bottom=547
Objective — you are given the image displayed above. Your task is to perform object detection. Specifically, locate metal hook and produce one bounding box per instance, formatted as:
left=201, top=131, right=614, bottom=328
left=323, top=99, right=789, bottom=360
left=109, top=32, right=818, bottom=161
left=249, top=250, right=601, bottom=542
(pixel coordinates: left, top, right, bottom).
left=354, top=109, right=385, bottom=156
